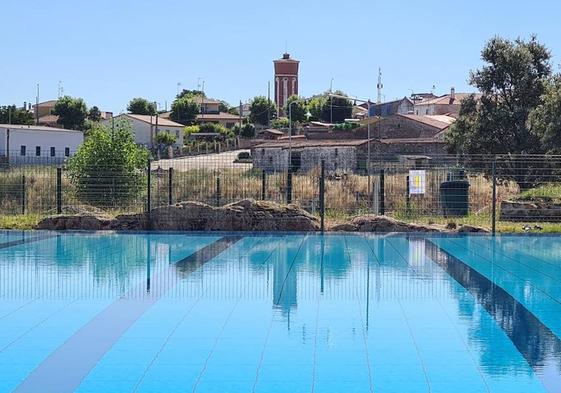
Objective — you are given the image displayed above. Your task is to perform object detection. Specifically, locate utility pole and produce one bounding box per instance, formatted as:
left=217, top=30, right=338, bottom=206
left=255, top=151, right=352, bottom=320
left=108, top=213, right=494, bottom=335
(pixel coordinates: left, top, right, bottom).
left=35, top=84, right=40, bottom=126
left=329, top=78, right=334, bottom=124
left=200, top=80, right=205, bottom=121
left=239, top=100, right=243, bottom=128
left=267, top=81, right=271, bottom=125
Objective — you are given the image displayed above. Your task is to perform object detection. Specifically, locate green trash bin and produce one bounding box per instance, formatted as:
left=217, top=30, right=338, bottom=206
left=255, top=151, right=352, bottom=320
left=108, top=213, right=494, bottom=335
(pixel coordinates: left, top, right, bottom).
left=440, top=180, right=470, bottom=217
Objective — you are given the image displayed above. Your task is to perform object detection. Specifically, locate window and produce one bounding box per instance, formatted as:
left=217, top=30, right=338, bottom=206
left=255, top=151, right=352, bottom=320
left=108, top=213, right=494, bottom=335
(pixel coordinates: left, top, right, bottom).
left=64, top=147, right=70, bottom=157
left=50, top=147, right=56, bottom=157
left=20, top=146, right=26, bottom=156
left=35, top=146, right=41, bottom=157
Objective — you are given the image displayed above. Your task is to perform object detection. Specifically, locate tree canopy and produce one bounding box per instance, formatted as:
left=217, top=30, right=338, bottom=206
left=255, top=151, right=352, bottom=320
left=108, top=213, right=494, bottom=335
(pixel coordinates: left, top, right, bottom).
left=177, top=89, right=205, bottom=100
left=285, top=95, right=308, bottom=123
left=88, top=106, right=102, bottom=122
left=306, top=92, right=352, bottom=123
left=447, top=36, right=552, bottom=155
left=0, top=105, right=33, bottom=125
left=67, top=120, right=149, bottom=207
left=127, top=98, right=156, bottom=115
left=270, top=117, right=289, bottom=129
left=155, top=131, right=177, bottom=147
left=53, top=96, right=88, bottom=130
left=199, top=122, right=233, bottom=138
left=232, top=123, right=255, bottom=138
left=529, top=76, right=561, bottom=154
left=249, top=96, right=276, bottom=126
left=322, top=91, right=353, bottom=124
left=170, top=97, right=199, bottom=125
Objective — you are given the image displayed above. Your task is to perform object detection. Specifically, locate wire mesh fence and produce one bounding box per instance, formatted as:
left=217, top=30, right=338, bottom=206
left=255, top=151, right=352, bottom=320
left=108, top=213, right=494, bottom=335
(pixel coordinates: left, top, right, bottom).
left=2, top=151, right=561, bottom=231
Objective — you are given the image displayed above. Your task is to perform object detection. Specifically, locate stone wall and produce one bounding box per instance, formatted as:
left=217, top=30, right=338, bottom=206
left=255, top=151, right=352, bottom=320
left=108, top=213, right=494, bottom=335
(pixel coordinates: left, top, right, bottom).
left=501, top=200, right=561, bottom=222
left=252, top=146, right=359, bottom=173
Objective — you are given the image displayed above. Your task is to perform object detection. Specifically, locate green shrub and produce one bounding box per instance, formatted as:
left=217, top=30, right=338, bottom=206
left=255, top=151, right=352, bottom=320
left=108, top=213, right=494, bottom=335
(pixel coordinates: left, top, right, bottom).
left=67, top=120, right=149, bottom=208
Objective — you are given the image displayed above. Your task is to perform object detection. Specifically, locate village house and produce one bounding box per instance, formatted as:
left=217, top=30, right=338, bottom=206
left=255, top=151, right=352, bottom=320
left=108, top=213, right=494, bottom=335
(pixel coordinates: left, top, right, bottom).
left=105, top=114, right=184, bottom=148
left=413, top=88, right=477, bottom=116
left=161, top=98, right=242, bottom=129
left=365, top=97, right=415, bottom=117
left=256, top=129, right=284, bottom=140
left=195, top=98, right=241, bottom=128
left=251, top=138, right=446, bottom=173
left=32, top=100, right=113, bottom=127
left=0, top=124, right=83, bottom=165
left=304, top=113, right=455, bottom=141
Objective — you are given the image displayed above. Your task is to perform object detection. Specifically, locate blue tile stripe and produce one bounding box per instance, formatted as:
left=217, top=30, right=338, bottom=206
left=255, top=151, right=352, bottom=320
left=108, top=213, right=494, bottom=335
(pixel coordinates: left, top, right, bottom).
left=13, top=235, right=243, bottom=393
left=0, top=233, right=55, bottom=250
left=426, top=240, right=561, bottom=393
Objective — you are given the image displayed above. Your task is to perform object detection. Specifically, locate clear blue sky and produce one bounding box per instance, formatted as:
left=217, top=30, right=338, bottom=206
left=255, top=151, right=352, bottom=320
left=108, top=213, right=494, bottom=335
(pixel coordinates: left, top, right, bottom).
left=1, top=0, right=560, bottom=113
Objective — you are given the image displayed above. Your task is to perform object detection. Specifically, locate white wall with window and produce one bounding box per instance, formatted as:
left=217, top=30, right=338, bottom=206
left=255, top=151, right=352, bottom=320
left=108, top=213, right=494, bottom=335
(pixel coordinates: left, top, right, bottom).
left=0, top=124, right=83, bottom=164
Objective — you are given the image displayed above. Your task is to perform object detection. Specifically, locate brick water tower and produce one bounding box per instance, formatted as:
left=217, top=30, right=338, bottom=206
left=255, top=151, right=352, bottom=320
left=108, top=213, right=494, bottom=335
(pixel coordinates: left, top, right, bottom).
left=274, top=53, right=299, bottom=115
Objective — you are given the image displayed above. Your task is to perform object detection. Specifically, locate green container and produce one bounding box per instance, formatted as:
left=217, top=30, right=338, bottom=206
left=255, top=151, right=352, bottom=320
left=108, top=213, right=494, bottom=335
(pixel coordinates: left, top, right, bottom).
left=440, top=180, right=470, bottom=217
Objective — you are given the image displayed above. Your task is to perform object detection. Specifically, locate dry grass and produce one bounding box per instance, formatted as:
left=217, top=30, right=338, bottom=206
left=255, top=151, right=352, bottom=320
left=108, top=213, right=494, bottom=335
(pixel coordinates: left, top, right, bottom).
left=0, top=165, right=548, bottom=233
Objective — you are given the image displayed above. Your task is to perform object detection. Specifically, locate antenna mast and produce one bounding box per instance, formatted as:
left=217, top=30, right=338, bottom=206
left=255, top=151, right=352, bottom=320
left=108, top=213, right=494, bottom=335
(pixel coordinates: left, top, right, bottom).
left=376, top=68, right=383, bottom=104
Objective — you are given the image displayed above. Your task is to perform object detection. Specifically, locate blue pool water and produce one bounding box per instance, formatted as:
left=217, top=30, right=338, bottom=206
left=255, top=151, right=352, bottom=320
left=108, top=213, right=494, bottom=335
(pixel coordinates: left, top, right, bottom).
left=0, top=231, right=560, bottom=392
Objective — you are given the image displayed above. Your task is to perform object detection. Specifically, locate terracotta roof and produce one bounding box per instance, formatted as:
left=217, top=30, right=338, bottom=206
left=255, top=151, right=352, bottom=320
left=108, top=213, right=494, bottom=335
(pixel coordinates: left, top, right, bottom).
left=278, top=135, right=306, bottom=140
left=197, top=112, right=240, bottom=121
left=398, top=114, right=455, bottom=130
left=38, top=114, right=59, bottom=124
left=119, top=114, right=184, bottom=127
left=414, top=93, right=479, bottom=106
left=258, top=129, right=284, bottom=135
left=254, top=139, right=371, bottom=149
left=379, top=138, right=446, bottom=144
left=197, top=98, right=221, bottom=105
left=32, top=100, right=57, bottom=108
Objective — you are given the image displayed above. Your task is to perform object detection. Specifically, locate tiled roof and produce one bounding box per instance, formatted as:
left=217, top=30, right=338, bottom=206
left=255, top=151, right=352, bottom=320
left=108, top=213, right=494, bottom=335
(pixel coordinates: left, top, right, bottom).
left=254, top=139, right=370, bottom=149
left=38, top=114, right=59, bottom=124
left=32, top=100, right=57, bottom=108
left=380, top=138, right=446, bottom=144
left=414, top=93, right=480, bottom=106
left=197, top=112, right=240, bottom=121
left=120, top=114, right=184, bottom=127
left=258, top=129, right=284, bottom=135
left=398, top=114, right=456, bottom=130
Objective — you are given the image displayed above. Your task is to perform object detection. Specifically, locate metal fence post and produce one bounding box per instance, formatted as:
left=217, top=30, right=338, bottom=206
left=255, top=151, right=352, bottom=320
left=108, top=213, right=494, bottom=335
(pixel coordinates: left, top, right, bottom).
left=319, top=160, right=325, bottom=233
left=168, top=167, right=173, bottom=206
left=261, top=170, right=266, bottom=200
left=21, top=174, right=26, bottom=215
left=147, top=159, right=152, bottom=214
left=492, top=159, right=497, bottom=235
left=406, top=175, right=410, bottom=215
left=286, top=170, right=293, bottom=205
left=216, top=175, right=221, bottom=206
left=379, top=168, right=385, bottom=215
left=56, top=167, right=62, bottom=214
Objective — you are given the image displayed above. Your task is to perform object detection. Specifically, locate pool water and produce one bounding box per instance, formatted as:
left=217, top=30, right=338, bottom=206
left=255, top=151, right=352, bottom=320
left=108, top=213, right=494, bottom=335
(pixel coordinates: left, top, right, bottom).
left=0, top=231, right=560, bottom=393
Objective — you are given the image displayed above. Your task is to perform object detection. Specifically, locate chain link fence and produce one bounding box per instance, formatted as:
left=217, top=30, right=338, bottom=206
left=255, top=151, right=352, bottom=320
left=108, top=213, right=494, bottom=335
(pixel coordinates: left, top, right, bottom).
left=2, top=151, right=561, bottom=231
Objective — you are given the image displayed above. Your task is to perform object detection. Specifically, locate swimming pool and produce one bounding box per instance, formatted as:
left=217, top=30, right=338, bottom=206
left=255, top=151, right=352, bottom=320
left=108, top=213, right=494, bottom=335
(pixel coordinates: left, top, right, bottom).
left=0, top=231, right=560, bottom=392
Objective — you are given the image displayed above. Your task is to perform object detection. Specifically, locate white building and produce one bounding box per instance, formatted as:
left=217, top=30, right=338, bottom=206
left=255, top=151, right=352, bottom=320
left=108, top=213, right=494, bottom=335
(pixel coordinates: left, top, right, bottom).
left=106, top=114, right=184, bottom=148
left=0, top=124, right=83, bottom=164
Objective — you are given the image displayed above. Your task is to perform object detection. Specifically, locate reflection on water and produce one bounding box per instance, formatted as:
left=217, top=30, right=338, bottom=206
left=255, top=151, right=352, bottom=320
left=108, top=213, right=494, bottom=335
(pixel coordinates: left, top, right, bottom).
left=1, top=231, right=560, bottom=391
